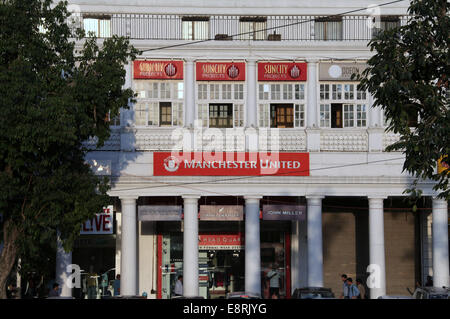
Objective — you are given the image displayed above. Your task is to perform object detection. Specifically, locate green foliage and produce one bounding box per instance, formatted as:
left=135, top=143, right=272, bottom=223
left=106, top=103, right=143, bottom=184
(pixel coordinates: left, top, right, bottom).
left=0, top=0, right=137, bottom=278
left=356, top=0, right=450, bottom=199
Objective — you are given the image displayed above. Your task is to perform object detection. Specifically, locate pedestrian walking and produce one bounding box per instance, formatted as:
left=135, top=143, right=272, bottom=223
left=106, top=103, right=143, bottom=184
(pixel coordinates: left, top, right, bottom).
left=356, top=278, right=367, bottom=299
left=346, top=278, right=360, bottom=299
left=425, top=276, right=433, bottom=287
left=340, top=274, right=348, bottom=299
left=266, top=264, right=281, bottom=299
left=113, top=274, right=121, bottom=296
left=174, top=275, right=183, bottom=296
left=48, top=283, right=60, bottom=297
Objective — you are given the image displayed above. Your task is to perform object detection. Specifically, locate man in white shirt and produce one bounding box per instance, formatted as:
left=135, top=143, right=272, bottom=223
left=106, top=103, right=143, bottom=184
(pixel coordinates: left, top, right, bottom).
left=174, top=275, right=183, bottom=296
left=266, top=264, right=280, bottom=298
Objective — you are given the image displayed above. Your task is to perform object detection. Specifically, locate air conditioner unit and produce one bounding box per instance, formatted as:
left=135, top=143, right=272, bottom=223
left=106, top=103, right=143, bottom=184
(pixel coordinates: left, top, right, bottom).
left=215, top=34, right=232, bottom=41
left=268, top=33, right=281, bottom=41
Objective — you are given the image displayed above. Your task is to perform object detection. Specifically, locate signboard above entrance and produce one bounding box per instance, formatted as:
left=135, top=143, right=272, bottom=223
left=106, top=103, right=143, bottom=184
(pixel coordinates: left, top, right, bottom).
left=258, top=62, right=307, bottom=81
left=133, top=60, right=184, bottom=79
left=263, top=205, right=306, bottom=221
left=319, top=62, right=367, bottom=81
left=138, top=205, right=183, bottom=221
left=198, top=233, right=245, bottom=250
left=199, top=205, right=244, bottom=221
left=153, top=152, right=310, bottom=176
left=196, top=62, right=246, bottom=81
left=80, top=205, right=114, bottom=235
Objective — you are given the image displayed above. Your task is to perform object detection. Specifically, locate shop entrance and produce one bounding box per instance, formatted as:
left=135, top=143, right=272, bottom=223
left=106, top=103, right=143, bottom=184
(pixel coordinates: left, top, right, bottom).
left=199, top=249, right=245, bottom=299
left=198, top=232, right=245, bottom=298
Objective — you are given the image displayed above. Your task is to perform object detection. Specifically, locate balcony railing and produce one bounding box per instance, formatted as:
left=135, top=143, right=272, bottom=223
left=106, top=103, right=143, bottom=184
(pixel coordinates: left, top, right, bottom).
left=69, top=13, right=408, bottom=41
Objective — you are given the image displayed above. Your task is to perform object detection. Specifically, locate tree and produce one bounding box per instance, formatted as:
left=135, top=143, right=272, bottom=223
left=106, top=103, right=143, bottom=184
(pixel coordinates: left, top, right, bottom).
left=356, top=0, right=449, bottom=200
left=0, top=0, right=137, bottom=298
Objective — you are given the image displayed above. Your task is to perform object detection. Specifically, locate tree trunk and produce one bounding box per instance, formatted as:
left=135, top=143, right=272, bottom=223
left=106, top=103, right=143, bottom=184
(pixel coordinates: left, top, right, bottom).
left=0, top=220, right=20, bottom=299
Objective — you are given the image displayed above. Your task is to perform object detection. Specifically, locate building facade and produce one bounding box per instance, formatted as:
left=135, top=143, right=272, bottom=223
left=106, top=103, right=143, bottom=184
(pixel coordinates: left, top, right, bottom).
left=55, top=0, right=450, bottom=299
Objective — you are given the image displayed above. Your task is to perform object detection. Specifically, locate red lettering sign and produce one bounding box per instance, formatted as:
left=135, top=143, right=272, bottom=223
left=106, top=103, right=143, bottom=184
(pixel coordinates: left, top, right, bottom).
left=196, top=62, right=246, bottom=81
left=198, top=233, right=245, bottom=250
left=258, top=62, right=307, bottom=81
left=153, top=152, right=309, bottom=176
left=80, top=205, right=114, bottom=235
left=134, top=60, right=184, bottom=79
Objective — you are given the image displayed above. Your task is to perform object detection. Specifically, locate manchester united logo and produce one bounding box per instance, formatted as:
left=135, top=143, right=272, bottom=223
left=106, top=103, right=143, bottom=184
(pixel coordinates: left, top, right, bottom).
left=163, top=156, right=181, bottom=172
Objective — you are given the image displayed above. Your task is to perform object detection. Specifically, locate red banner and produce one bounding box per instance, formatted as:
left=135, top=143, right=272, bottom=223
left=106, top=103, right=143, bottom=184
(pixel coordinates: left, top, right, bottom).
left=196, top=62, right=246, bottom=81
left=133, top=60, right=184, bottom=79
left=258, top=62, right=307, bottom=81
left=153, top=152, right=310, bottom=176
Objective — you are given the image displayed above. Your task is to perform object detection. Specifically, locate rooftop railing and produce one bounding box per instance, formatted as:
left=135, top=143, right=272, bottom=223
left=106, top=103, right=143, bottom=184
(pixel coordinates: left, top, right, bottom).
left=69, top=13, right=409, bottom=41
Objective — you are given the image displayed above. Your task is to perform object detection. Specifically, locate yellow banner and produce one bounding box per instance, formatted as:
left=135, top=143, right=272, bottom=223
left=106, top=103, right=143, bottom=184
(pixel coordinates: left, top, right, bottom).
left=438, top=156, right=449, bottom=174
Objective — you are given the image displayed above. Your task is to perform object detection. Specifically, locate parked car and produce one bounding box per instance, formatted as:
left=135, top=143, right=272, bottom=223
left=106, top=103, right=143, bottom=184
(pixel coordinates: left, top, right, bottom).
left=107, top=295, right=148, bottom=299
left=292, top=287, right=335, bottom=299
left=377, top=295, right=413, bottom=299
left=226, top=292, right=261, bottom=299
left=409, top=287, right=450, bottom=299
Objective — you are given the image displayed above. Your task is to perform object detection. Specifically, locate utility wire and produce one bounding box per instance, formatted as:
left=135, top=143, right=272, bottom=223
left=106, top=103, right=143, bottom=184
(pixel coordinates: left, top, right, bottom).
left=139, top=0, right=408, bottom=53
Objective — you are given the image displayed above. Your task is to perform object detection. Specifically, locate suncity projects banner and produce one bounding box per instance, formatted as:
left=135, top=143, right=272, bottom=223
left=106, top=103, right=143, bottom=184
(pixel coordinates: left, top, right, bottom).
left=153, top=152, right=309, bottom=176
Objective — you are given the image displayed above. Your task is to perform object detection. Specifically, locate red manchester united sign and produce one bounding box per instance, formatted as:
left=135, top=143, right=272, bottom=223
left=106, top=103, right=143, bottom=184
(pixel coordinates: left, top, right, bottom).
left=133, top=60, right=184, bottom=79
left=153, top=152, right=310, bottom=176
left=196, top=62, right=246, bottom=81
left=258, top=62, right=307, bottom=81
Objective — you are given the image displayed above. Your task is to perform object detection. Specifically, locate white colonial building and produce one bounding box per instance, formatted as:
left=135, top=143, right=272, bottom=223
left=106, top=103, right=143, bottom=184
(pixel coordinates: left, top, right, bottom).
left=55, top=0, right=449, bottom=299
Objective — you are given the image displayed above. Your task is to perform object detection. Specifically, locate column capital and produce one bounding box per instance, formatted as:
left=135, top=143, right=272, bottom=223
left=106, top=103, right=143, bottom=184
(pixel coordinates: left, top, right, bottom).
left=246, top=58, right=258, bottom=64
left=120, top=196, right=138, bottom=203
left=184, top=57, right=196, bottom=64
left=182, top=195, right=201, bottom=202
left=306, top=59, right=319, bottom=64
left=432, top=197, right=448, bottom=208
left=306, top=195, right=325, bottom=200
left=367, top=196, right=388, bottom=200
left=244, top=195, right=263, bottom=201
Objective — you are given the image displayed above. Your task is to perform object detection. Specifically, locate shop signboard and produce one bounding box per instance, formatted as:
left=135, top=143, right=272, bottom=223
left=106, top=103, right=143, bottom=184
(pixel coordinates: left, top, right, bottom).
left=258, top=62, right=307, bottom=81
left=319, top=62, right=367, bottom=81
left=80, top=205, right=114, bottom=235
left=153, top=152, right=310, bottom=176
left=138, top=205, right=183, bottom=221
left=199, top=205, right=244, bottom=221
left=133, top=60, right=184, bottom=79
left=196, top=62, right=246, bottom=81
left=198, top=233, right=245, bottom=250
left=262, top=205, right=306, bottom=221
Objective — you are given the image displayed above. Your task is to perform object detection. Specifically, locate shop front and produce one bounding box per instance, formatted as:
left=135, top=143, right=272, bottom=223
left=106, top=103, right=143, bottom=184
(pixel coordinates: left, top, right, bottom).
left=140, top=200, right=305, bottom=299
left=72, top=205, right=117, bottom=299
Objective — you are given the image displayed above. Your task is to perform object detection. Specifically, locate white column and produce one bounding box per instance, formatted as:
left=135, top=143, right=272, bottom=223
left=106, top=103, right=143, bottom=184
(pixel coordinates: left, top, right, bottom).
left=306, top=196, right=324, bottom=287
left=182, top=195, right=200, bottom=297
left=244, top=196, right=262, bottom=295
left=368, top=197, right=387, bottom=299
left=120, top=196, right=138, bottom=296
left=306, top=60, right=318, bottom=128
left=432, top=198, right=449, bottom=288
left=184, top=59, right=195, bottom=128
left=55, top=235, right=72, bottom=297
left=246, top=59, right=257, bottom=128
